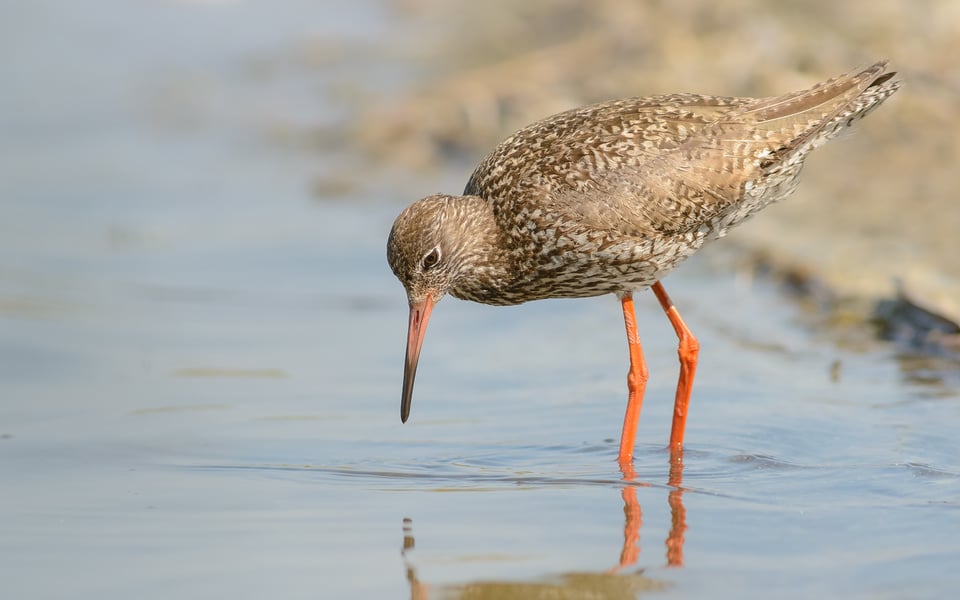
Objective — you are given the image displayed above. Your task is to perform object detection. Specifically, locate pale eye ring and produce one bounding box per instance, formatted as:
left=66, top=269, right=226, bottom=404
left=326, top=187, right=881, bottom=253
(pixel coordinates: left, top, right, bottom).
left=421, top=246, right=441, bottom=270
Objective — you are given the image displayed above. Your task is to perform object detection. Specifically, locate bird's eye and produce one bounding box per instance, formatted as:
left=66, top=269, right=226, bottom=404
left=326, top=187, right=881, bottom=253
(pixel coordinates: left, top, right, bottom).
left=421, top=247, right=441, bottom=270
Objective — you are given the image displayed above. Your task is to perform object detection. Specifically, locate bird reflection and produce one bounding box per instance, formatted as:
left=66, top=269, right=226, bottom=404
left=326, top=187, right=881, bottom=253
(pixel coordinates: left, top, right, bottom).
left=401, top=455, right=687, bottom=598
left=402, top=518, right=429, bottom=600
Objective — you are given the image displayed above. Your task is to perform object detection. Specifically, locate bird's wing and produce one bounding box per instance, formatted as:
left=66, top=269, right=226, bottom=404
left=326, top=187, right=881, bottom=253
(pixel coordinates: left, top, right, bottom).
left=463, top=94, right=751, bottom=234
left=467, top=62, right=895, bottom=240
left=557, top=62, right=897, bottom=237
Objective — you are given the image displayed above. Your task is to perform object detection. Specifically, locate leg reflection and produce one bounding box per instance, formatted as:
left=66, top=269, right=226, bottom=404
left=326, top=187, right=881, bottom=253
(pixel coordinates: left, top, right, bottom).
left=666, top=451, right=687, bottom=567
left=616, top=485, right=642, bottom=570
left=614, top=454, right=687, bottom=571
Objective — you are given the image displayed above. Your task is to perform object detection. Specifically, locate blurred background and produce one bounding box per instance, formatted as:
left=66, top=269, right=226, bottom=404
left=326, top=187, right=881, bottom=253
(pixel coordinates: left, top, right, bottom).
left=2, top=1, right=959, bottom=598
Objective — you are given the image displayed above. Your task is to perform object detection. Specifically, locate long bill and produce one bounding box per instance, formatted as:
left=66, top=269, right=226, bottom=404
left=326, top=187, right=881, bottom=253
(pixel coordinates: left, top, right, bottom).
left=401, top=294, right=435, bottom=423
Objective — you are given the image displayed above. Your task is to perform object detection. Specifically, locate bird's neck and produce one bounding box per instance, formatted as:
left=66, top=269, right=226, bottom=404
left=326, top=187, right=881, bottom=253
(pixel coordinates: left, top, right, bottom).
left=447, top=196, right=520, bottom=306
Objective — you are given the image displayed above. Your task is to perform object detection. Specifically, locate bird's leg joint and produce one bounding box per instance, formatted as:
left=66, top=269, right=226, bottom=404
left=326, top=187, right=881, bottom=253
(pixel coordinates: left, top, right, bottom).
left=676, top=331, right=699, bottom=366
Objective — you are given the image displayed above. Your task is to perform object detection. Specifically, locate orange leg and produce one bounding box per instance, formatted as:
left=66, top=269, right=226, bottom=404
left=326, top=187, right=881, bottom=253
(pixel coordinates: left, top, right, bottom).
left=651, top=282, right=699, bottom=452
left=617, top=292, right=649, bottom=465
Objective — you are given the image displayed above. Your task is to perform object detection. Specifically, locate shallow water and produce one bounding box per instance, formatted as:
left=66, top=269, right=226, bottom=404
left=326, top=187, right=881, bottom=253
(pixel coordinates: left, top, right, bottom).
left=2, top=2, right=959, bottom=599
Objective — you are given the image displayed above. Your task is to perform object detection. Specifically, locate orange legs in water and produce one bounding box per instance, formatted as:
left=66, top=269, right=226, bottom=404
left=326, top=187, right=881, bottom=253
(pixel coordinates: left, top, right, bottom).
left=617, top=281, right=700, bottom=464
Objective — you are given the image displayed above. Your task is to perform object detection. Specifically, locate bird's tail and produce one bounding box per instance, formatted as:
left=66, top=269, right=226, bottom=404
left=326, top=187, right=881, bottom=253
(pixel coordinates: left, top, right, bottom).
left=744, top=61, right=900, bottom=164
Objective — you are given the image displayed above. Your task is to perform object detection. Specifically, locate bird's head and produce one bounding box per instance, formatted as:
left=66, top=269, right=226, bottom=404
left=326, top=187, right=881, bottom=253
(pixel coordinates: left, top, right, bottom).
left=387, top=194, right=483, bottom=423
left=387, top=194, right=467, bottom=309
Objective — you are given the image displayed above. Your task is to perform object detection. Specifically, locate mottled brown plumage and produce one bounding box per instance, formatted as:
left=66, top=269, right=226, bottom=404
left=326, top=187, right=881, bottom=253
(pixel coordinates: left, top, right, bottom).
left=387, top=61, right=899, bottom=456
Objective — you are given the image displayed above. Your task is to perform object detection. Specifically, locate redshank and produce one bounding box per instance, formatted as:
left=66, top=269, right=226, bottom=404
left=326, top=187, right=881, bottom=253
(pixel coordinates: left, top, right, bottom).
left=387, top=61, right=899, bottom=462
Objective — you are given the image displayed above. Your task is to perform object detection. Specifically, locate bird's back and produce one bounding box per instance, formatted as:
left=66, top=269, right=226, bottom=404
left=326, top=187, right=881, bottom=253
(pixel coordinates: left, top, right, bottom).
left=459, top=62, right=898, bottom=299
